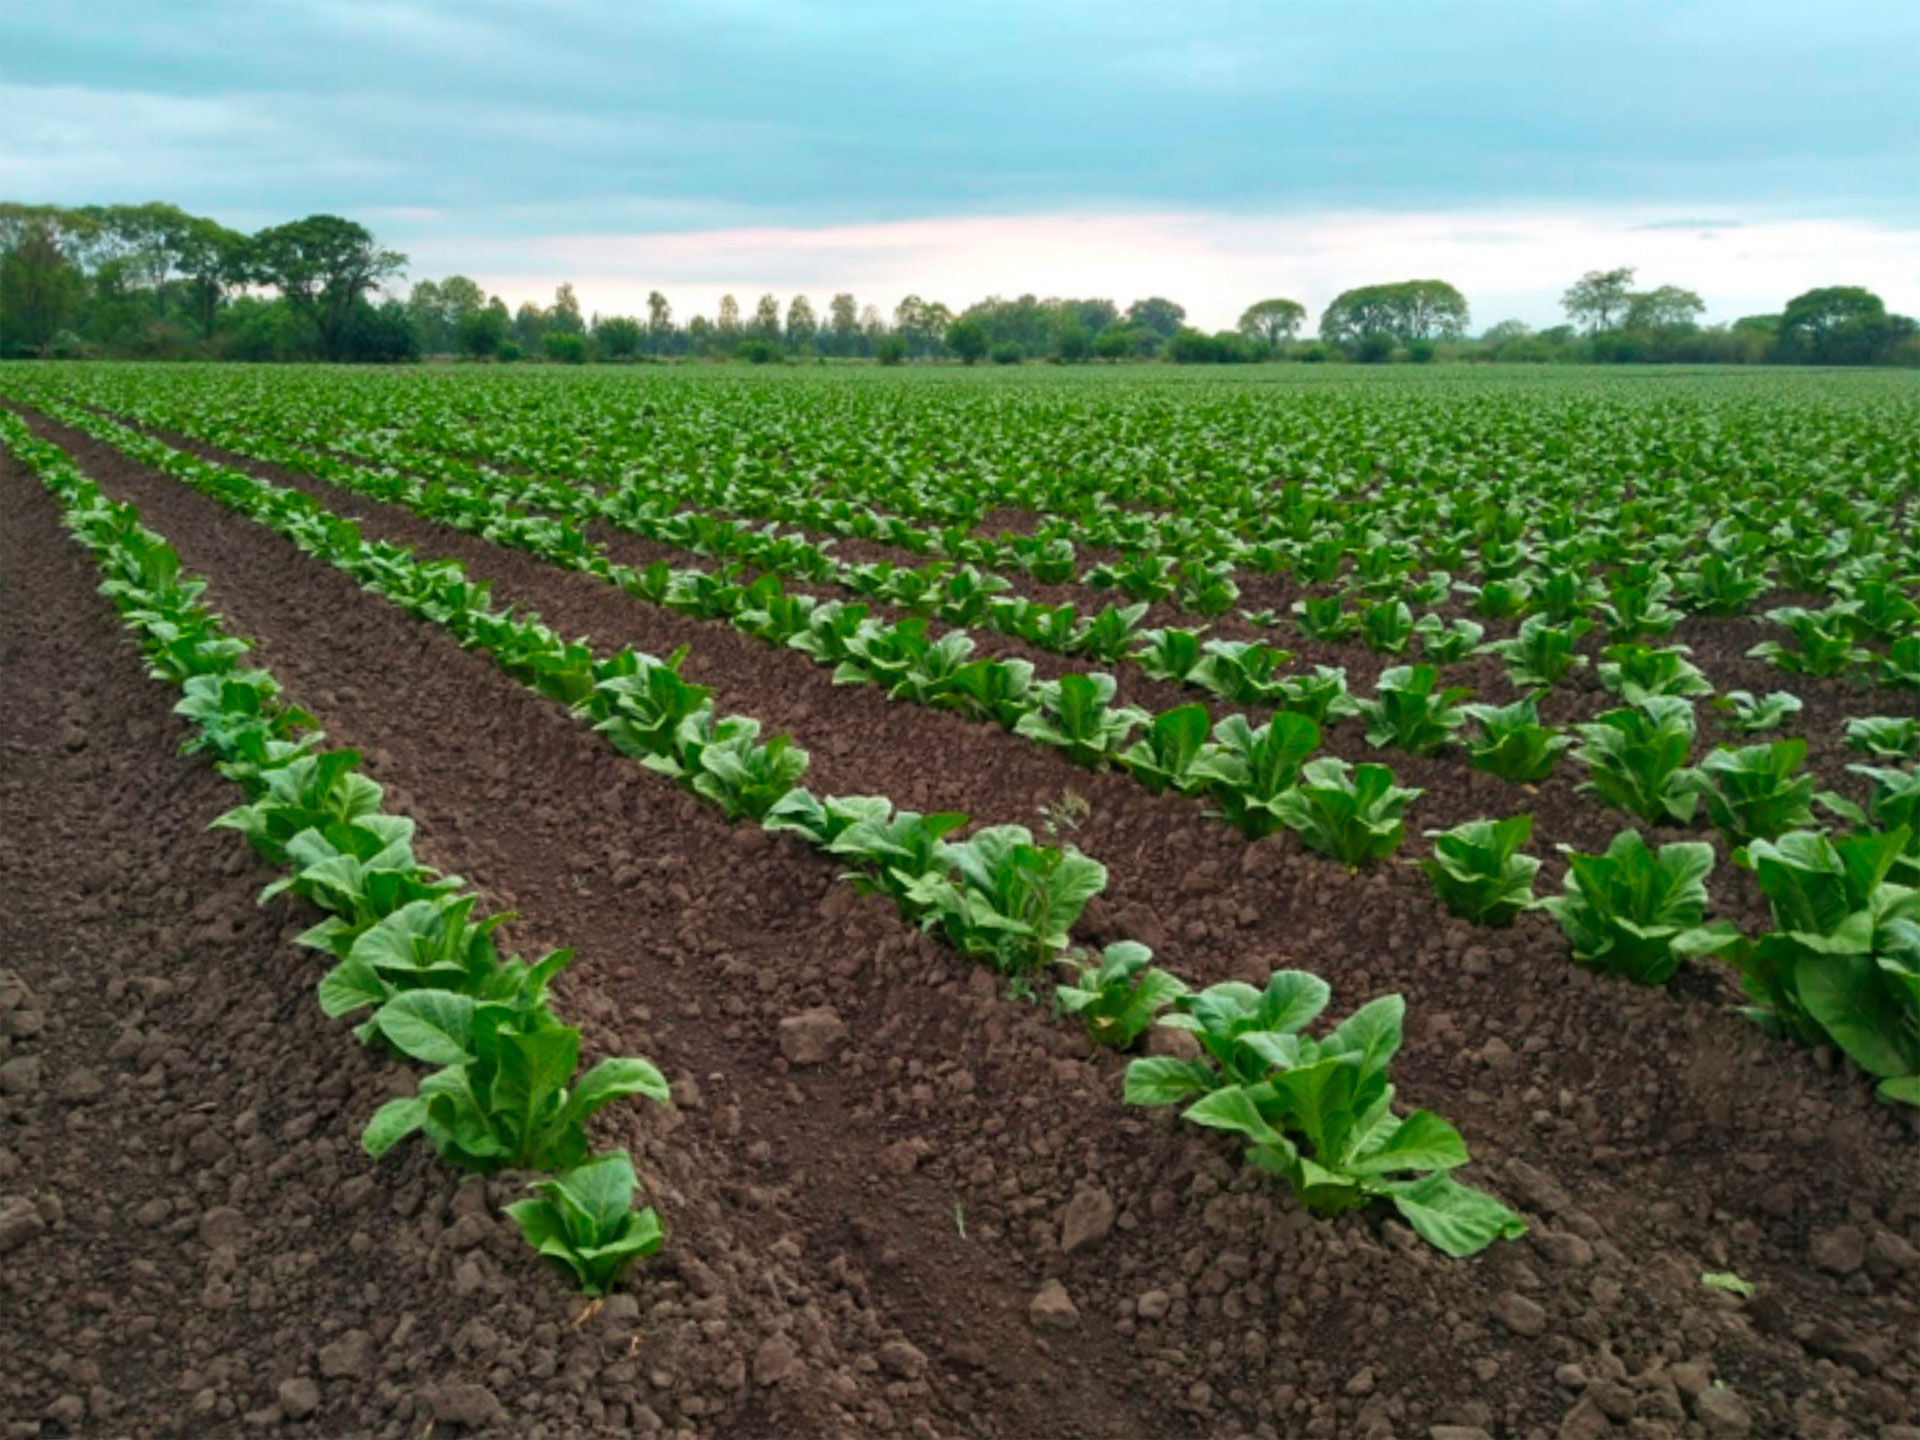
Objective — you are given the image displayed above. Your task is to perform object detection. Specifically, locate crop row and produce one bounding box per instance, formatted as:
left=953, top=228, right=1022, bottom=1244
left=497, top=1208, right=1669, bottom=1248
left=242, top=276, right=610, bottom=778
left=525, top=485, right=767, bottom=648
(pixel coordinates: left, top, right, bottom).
left=0, top=410, right=673, bottom=1296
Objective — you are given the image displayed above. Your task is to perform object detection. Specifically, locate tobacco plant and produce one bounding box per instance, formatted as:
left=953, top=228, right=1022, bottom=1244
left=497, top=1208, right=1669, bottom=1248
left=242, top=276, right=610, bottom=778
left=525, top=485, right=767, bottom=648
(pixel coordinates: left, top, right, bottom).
left=1536, top=831, right=1734, bottom=985
left=1844, top=717, right=1920, bottom=762
left=1675, top=739, right=1817, bottom=845
left=1751, top=607, right=1872, bottom=677
left=1189, top=639, right=1293, bottom=706
left=1711, top=690, right=1802, bottom=735
left=1056, top=941, right=1187, bottom=1050
left=1118, top=703, right=1213, bottom=796
left=1597, top=643, right=1713, bottom=703
left=506, top=1150, right=665, bottom=1296
left=1462, top=696, right=1571, bottom=785
left=1274, top=758, right=1421, bottom=867
left=1192, top=712, right=1320, bottom=837
left=1360, top=665, right=1470, bottom=755
left=1572, top=698, right=1698, bottom=825
left=1414, top=615, right=1484, bottom=665
left=1133, top=627, right=1207, bottom=683
left=1015, top=672, right=1149, bottom=768
left=1125, top=972, right=1525, bottom=1256
left=1421, top=817, right=1539, bottom=926
left=1486, top=615, right=1590, bottom=690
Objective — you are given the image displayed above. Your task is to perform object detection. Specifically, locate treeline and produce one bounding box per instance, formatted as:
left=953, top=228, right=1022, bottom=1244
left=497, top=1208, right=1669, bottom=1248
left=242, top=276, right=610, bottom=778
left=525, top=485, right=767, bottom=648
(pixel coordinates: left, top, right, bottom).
left=3, top=201, right=1915, bottom=367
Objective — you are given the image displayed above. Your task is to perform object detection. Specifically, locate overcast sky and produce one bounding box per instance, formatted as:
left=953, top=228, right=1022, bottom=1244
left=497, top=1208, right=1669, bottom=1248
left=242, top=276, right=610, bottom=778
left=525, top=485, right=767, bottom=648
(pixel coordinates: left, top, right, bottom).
left=3, top=0, right=1917, bottom=330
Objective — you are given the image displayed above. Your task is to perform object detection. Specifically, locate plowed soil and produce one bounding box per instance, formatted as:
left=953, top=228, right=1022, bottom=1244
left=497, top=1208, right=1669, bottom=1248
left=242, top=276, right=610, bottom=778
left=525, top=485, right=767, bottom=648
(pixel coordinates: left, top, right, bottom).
left=2, top=407, right=1917, bottom=1440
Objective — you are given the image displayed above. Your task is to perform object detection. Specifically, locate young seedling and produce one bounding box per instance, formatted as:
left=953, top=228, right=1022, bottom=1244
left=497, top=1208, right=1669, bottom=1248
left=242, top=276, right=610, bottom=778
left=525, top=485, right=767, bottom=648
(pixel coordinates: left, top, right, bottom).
left=1536, top=831, right=1735, bottom=985
left=506, top=1150, right=665, bottom=1296
left=1274, top=757, right=1422, bottom=867
left=1421, top=817, right=1540, bottom=926
left=1463, top=696, right=1572, bottom=785
left=1055, top=941, right=1188, bottom=1049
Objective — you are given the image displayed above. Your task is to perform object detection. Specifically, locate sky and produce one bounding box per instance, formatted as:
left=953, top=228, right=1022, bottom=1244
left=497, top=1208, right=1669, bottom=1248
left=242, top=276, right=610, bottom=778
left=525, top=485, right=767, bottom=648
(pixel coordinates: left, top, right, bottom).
left=3, top=0, right=1917, bottom=332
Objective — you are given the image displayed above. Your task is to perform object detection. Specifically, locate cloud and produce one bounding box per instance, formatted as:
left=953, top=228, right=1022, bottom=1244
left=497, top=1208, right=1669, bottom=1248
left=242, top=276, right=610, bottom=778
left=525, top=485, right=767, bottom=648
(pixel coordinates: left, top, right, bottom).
left=427, top=207, right=1920, bottom=332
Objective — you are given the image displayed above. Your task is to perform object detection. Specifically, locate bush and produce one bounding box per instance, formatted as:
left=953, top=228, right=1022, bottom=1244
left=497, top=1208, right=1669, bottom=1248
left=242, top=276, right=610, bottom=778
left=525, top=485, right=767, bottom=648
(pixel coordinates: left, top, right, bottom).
left=543, top=331, right=587, bottom=365
left=1298, top=342, right=1329, bottom=364
left=1353, top=332, right=1395, bottom=364
left=945, top=319, right=988, bottom=365
left=1094, top=328, right=1133, bottom=361
left=496, top=340, right=522, bottom=362
left=875, top=335, right=906, bottom=366
left=736, top=337, right=780, bottom=365
left=1407, top=339, right=1436, bottom=364
left=1055, top=324, right=1092, bottom=363
left=990, top=342, right=1022, bottom=366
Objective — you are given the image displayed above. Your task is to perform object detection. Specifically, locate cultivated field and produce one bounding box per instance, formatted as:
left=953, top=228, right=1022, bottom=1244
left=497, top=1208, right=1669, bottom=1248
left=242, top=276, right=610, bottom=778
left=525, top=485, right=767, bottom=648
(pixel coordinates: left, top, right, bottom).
left=2, top=362, right=1918, bottom=1440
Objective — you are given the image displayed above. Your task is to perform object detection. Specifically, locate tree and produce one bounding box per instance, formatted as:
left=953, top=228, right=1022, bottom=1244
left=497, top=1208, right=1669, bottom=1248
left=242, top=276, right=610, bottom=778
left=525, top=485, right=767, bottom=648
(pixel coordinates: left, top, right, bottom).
left=1069, top=298, right=1119, bottom=335
left=1055, top=322, right=1093, bottom=363
left=828, top=292, right=859, bottom=356
left=176, top=216, right=249, bottom=339
left=1320, top=281, right=1468, bottom=345
left=513, top=301, right=546, bottom=353
left=0, top=213, right=85, bottom=355
left=753, top=294, right=781, bottom=339
left=945, top=317, right=988, bottom=365
left=548, top=283, right=585, bottom=336
left=894, top=295, right=951, bottom=358
left=786, top=294, right=817, bottom=351
left=1562, top=268, right=1636, bottom=333
left=1238, top=298, right=1306, bottom=353
left=544, top=330, right=587, bottom=364
left=455, top=300, right=509, bottom=358
left=1777, top=286, right=1907, bottom=365
left=1094, top=327, right=1133, bottom=361
left=717, top=294, right=742, bottom=349
left=248, top=214, right=407, bottom=360
left=597, top=314, right=643, bottom=358
left=1125, top=296, right=1186, bottom=339
left=1624, top=285, right=1705, bottom=332
left=646, top=291, right=672, bottom=353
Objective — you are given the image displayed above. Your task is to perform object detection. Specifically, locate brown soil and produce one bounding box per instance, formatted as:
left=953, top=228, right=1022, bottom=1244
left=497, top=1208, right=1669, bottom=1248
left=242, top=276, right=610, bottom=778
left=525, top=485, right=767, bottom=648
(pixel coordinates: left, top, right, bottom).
left=2, top=407, right=1917, bottom=1440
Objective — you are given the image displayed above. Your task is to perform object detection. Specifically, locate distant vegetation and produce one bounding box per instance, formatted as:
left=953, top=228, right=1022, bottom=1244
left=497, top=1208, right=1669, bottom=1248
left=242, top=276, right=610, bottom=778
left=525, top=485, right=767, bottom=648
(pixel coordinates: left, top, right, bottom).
left=3, top=201, right=1914, bottom=367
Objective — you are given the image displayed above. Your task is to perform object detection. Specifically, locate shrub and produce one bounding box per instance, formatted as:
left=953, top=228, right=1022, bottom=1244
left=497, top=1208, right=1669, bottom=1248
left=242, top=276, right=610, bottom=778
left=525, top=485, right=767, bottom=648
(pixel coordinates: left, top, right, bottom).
left=990, top=342, right=1023, bottom=366
left=543, top=332, right=587, bottom=365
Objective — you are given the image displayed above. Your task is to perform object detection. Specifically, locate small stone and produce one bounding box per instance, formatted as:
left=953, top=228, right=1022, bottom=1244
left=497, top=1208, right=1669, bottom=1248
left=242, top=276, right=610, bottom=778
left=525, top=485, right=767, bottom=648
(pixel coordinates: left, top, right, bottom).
left=433, top=1383, right=504, bottom=1428
left=1029, top=1278, right=1079, bottom=1330
left=1136, top=1289, right=1171, bottom=1321
left=1535, top=1230, right=1595, bottom=1267
left=45, top=1396, right=86, bottom=1428
left=1490, top=1291, right=1547, bottom=1338
left=669, top=1077, right=704, bottom=1111
left=1810, top=1225, right=1866, bottom=1275
left=1867, top=1229, right=1918, bottom=1274
left=777, top=1008, right=846, bottom=1066
left=1557, top=1394, right=1611, bottom=1440
left=443, top=1212, right=491, bottom=1250
left=1692, top=1385, right=1753, bottom=1438
left=1345, top=1366, right=1375, bottom=1396
left=318, top=1330, right=374, bottom=1379
left=1059, top=1188, right=1116, bottom=1255
left=198, top=1207, right=247, bottom=1251
left=1592, top=1381, right=1638, bottom=1421
left=1430, top=1429, right=1494, bottom=1440
left=276, top=1378, right=320, bottom=1420
left=0, top=1195, right=46, bottom=1254
left=1144, top=1026, right=1200, bottom=1060
left=56, top=1068, right=104, bottom=1104
left=0, top=1056, right=42, bottom=1095
left=877, top=1340, right=927, bottom=1379
left=1481, top=1036, right=1516, bottom=1071
left=880, top=1139, right=927, bottom=1176
left=752, top=1334, right=797, bottom=1387
left=1669, top=1362, right=1711, bottom=1401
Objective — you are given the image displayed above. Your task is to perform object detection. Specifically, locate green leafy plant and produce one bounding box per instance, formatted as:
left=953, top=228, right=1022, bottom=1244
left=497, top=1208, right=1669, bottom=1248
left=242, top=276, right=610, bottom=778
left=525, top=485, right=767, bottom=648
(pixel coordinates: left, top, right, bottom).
left=1462, top=696, right=1572, bottom=785
left=1360, top=665, right=1470, bottom=755
left=1132, top=627, right=1208, bottom=684
left=1595, top=574, right=1681, bottom=640
left=1572, top=698, right=1698, bottom=824
left=1014, top=672, right=1149, bottom=768
left=1536, top=831, right=1734, bottom=985
left=1360, top=599, right=1415, bottom=655
left=1068, top=602, right=1151, bottom=663
left=944, top=656, right=1037, bottom=729
left=1676, top=739, right=1817, bottom=844
left=923, top=826, right=1108, bottom=978
left=1750, top=607, right=1872, bottom=677
left=505, top=1150, right=665, bottom=1296
left=1118, top=703, right=1214, bottom=796
left=1458, top=576, right=1532, bottom=621
left=1712, top=690, right=1802, bottom=735
left=364, top=991, right=669, bottom=1171
left=1486, top=615, right=1590, bottom=690
left=1055, top=941, right=1187, bottom=1049
left=212, top=748, right=385, bottom=866
left=1274, top=757, right=1421, bottom=867
left=1191, top=712, right=1321, bottom=837
left=1597, top=643, right=1713, bottom=703
left=1189, top=638, right=1294, bottom=705
left=1273, top=666, right=1362, bottom=725
left=1879, top=636, right=1920, bottom=690
left=1124, top=972, right=1525, bottom=1256
left=579, top=650, right=711, bottom=760
left=1844, top=717, right=1920, bottom=762
left=1730, top=829, right=1920, bottom=1106
left=1292, top=594, right=1357, bottom=642
left=1413, top=614, right=1484, bottom=664
left=1420, top=817, right=1539, bottom=926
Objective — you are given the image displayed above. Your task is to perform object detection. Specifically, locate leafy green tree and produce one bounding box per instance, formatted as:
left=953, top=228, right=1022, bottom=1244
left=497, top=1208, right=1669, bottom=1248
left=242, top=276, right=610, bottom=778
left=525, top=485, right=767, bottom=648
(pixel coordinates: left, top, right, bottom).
left=1778, top=286, right=1906, bottom=365
left=1094, top=327, right=1133, bottom=361
left=1238, top=297, right=1306, bottom=353
left=646, top=291, right=673, bottom=353
left=0, top=211, right=86, bottom=355
left=1562, top=267, right=1637, bottom=333
left=177, top=217, right=250, bottom=339
left=544, top=330, right=587, bottom=364
left=1055, top=322, right=1093, bottom=362
left=596, top=314, right=643, bottom=358
left=945, top=317, right=988, bottom=365
left=247, top=214, right=407, bottom=360
left=455, top=300, right=509, bottom=358
left=1321, top=281, right=1468, bottom=344
left=828, top=292, right=859, bottom=357
left=513, top=300, right=546, bottom=353
left=717, top=294, right=742, bottom=349
left=753, top=293, right=781, bottom=339
left=547, top=282, right=585, bottom=336
left=1624, top=285, right=1704, bottom=332
left=786, top=294, right=817, bottom=351
left=1125, top=296, right=1186, bottom=338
